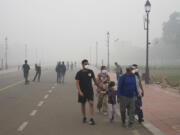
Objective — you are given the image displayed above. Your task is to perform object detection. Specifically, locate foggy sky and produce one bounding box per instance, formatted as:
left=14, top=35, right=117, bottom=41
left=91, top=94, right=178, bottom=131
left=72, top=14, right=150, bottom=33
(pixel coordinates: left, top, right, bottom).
left=0, top=0, right=180, bottom=66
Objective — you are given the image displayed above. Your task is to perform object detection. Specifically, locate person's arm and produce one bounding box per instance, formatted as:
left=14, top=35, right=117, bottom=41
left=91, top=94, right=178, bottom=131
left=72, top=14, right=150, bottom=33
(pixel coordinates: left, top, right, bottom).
left=93, top=74, right=105, bottom=90
left=107, top=74, right=110, bottom=82
left=134, top=77, right=140, bottom=96
left=76, top=80, right=83, bottom=96
left=139, top=78, right=144, bottom=96
left=117, top=76, right=122, bottom=99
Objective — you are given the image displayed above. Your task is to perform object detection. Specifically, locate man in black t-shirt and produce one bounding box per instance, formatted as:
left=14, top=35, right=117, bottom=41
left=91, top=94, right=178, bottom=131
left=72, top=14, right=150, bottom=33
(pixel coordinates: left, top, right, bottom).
left=22, top=60, right=30, bottom=84
left=75, top=59, right=99, bottom=125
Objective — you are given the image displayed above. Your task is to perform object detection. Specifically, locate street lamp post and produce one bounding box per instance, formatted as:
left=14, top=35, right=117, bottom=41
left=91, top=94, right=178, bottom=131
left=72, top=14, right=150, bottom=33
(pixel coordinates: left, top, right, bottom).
left=5, top=37, right=8, bottom=70
left=96, top=42, right=98, bottom=67
left=107, top=32, right=110, bottom=71
left=25, top=44, right=27, bottom=59
left=144, top=0, right=151, bottom=84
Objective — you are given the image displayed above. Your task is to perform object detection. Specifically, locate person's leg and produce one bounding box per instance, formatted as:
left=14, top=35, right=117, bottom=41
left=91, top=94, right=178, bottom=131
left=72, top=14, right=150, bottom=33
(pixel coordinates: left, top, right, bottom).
left=57, top=72, right=60, bottom=83
left=62, top=72, right=65, bottom=83
left=102, top=95, right=108, bottom=114
left=116, top=73, right=119, bottom=81
left=81, top=103, right=86, bottom=118
left=112, top=104, right=116, bottom=120
left=88, top=100, right=95, bottom=125
left=97, top=94, right=103, bottom=112
left=59, top=72, right=63, bottom=83
left=24, top=73, right=26, bottom=83
left=89, top=100, right=94, bottom=119
left=33, top=72, right=38, bottom=81
left=38, top=72, right=41, bottom=82
left=108, top=104, right=113, bottom=121
left=120, top=96, right=127, bottom=125
left=128, top=97, right=136, bottom=127
left=137, top=97, right=144, bottom=123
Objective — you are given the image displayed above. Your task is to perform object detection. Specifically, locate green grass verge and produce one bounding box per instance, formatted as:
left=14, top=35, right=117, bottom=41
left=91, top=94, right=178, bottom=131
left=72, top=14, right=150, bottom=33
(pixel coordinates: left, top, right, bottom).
left=150, top=68, right=180, bottom=87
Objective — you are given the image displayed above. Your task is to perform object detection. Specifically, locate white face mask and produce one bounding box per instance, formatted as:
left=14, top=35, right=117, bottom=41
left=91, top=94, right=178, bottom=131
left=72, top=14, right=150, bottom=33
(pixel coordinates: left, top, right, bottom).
left=132, top=70, right=136, bottom=74
left=84, top=65, right=89, bottom=69
left=132, top=69, right=139, bottom=74
left=102, top=70, right=107, bottom=73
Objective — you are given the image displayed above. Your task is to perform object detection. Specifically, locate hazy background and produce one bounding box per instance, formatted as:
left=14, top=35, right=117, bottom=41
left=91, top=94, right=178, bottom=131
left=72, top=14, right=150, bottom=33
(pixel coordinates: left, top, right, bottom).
left=0, top=0, right=180, bottom=67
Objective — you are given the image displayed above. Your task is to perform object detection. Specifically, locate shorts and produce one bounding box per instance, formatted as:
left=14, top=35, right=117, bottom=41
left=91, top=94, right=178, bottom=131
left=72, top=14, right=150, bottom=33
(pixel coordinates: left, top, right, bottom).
left=78, top=90, right=94, bottom=103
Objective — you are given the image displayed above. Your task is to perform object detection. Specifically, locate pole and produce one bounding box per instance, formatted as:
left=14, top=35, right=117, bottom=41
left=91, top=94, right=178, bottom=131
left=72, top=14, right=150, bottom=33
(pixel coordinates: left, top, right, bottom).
left=96, top=42, right=98, bottom=67
left=89, top=46, right=92, bottom=64
left=1, top=59, right=3, bottom=70
left=25, top=44, right=27, bottom=59
left=145, top=12, right=150, bottom=84
left=102, top=59, right=104, bottom=66
left=5, top=37, right=8, bottom=69
left=107, top=32, right=110, bottom=71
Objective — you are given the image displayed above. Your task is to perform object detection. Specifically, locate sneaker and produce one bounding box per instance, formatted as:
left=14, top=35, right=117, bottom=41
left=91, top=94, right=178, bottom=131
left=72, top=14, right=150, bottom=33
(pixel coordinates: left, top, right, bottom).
left=128, top=123, right=135, bottom=129
left=89, top=118, right=96, bottom=125
left=83, top=117, right=87, bottom=123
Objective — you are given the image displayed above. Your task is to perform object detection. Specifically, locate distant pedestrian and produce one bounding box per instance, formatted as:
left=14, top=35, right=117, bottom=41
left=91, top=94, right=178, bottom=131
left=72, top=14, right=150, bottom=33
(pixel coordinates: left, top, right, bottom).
left=66, top=61, right=70, bottom=71
left=107, top=81, right=116, bottom=123
left=71, top=62, right=74, bottom=71
left=75, top=59, right=100, bottom=125
left=117, top=66, right=139, bottom=129
left=96, top=66, right=110, bottom=115
left=22, top=60, right=30, bottom=85
left=115, top=62, right=123, bottom=81
left=33, top=64, right=41, bottom=82
left=132, top=64, right=144, bottom=123
left=56, top=62, right=61, bottom=83
left=61, top=61, right=66, bottom=83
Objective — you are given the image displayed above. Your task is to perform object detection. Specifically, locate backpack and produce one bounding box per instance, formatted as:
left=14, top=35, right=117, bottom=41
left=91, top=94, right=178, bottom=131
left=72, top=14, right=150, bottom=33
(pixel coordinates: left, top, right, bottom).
left=120, top=74, right=127, bottom=93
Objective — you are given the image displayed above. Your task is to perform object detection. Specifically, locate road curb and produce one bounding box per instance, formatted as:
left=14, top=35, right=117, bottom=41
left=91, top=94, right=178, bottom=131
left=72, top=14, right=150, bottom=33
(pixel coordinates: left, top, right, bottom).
left=142, top=118, right=166, bottom=135
left=115, top=108, right=166, bottom=135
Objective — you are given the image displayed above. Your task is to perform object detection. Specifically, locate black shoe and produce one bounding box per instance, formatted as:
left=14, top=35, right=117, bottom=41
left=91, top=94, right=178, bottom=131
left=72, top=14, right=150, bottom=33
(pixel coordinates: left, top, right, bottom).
left=128, top=123, right=135, bottom=129
left=83, top=117, right=87, bottom=123
left=89, top=118, right=95, bottom=125
left=112, top=115, right=114, bottom=120
left=138, top=119, right=144, bottom=124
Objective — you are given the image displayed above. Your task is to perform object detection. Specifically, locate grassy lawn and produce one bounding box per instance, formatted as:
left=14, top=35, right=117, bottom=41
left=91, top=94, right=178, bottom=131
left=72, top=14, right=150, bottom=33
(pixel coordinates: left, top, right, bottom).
left=150, top=68, right=180, bottom=87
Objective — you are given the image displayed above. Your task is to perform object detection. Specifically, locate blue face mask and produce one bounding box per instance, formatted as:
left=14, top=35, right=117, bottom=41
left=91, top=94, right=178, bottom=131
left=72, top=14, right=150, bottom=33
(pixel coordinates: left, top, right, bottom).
left=100, top=72, right=107, bottom=78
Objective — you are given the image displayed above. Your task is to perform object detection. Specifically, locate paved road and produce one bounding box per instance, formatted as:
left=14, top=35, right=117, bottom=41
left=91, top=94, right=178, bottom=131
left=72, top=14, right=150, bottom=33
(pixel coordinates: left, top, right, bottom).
left=0, top=69, right=153, bottom=135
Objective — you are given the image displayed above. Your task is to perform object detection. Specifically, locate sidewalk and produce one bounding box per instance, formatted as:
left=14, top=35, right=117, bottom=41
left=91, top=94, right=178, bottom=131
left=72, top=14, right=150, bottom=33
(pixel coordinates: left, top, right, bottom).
left=92, top=67, right=180, bottom=135
left=143, top=84, right=180, bottom=135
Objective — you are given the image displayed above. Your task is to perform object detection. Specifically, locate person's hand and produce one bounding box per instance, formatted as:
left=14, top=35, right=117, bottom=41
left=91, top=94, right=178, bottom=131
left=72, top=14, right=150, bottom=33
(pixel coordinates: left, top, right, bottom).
left=101, top=91, right=106, bottom=94
left=117, top=98, right=120, bottom=104
left=141, top=91, right=144, bottom=97
left=79, top=91, right=84, bottom=97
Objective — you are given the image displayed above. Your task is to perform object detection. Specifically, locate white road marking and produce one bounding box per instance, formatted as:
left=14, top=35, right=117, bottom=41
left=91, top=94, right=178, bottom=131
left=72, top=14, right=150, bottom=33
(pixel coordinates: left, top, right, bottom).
left=17, top=121, right=29, bottom=132
left=37, top=101, right=44, bottom=107
left=48, top=90, right=52, bottom=93
left=44, top=94, right=49, bottom=99
left=30, top=110, right=37, bottom=116
left=51, top=86, right=55, bottom=89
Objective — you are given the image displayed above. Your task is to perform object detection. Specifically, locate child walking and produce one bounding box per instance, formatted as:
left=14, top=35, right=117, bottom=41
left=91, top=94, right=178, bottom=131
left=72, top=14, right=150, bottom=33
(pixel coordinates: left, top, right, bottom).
left=107, top=81, right=116, bottom=122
